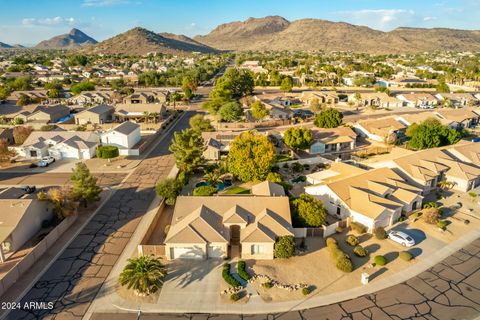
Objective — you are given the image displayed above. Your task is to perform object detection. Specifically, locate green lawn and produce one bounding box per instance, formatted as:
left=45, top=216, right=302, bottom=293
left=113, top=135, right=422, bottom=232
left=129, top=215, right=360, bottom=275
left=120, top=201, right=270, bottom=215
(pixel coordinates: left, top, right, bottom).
left=223, top=186, right=251, bottom=195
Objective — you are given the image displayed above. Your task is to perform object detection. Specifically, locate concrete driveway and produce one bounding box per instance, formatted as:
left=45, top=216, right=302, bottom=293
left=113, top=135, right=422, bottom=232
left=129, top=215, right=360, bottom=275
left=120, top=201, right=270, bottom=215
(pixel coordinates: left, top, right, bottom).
left=158, top=259, right=223, bottom=310
left=388, top=222, right=447, bottom=259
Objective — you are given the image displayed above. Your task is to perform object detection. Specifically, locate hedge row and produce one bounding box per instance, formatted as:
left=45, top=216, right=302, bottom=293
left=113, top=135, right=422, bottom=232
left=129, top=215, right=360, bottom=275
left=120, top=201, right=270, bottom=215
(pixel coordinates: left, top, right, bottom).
left=96, top=145, right=119, bottom=159
left=237, top=260, right=251, bottom=281
left=326, top=237, right=353, bottom=272
left=222, top=263, right=240, bottom=287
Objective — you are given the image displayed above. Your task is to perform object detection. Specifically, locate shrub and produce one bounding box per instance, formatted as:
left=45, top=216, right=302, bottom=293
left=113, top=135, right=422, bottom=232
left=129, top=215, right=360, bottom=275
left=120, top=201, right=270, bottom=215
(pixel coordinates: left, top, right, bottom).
left=423, top=208, right=440, bottom=224
left=374, top=227, right=387, bottom=240
left=274, top=235, right=296, bottom=258
left=335, top=226, right=343, bottom=233
left=262, top=281, right=273, bottom=289
left=237, top=260, right=251, bottom=281
left=193, top=185, right=217, bottom=196
left=291, top=162, right=304, bottom=173
left=350, top=221, right=367, bottom=234
left=399, top=251, right=413, bottom=261
left=230, top=293, right=240, bottom=301
left=374, top=255, right=387, bottom=266
left=346, top=234, right=359, bottom=246
left=302, top=287, right=310, bottom=296
left=423, top=201, right=438, bottom=209
left=326, top=237, right=353, bottom=272
left=398, top=216, right=405, bottom=222
left=336, top=256, right=353, bottom=272
left=353, top=245, right=368, bottom=257
left=222, top=263, right=241, bottom=287
left=437, top=220, right=447, bottom=229
left=96, top=146, right=119, bottom=159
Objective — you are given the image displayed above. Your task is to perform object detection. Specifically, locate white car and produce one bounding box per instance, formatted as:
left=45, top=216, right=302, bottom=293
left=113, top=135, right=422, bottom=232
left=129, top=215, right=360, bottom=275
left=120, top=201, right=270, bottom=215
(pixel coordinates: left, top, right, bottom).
left=38, top=156, right=55, bottom=167
left=387, top=230, right=415, bottom=247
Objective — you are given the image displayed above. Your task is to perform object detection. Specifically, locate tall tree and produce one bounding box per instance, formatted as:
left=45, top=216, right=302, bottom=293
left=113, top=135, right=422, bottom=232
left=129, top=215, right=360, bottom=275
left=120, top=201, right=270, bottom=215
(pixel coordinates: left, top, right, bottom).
left=70, top=162, right=102, bottom=207
left=283, top=127, right=313, bottom=150
left=189, top=114, right=214, bottom=132
left=280, top=77, right=293, bottom=93
left=219, top=101, right=243, bottom=122
left=291, top=194, right=327, bottom=227
left=314, top=108, right=343, bottom=128
left=119, top=256, right=166, bottom=295
left=169, top=128, right=205, bottom=173
left=251, top=100, right=269, bottom=120
left=408, top=118, right=461, bottom=150
left=227, top=132, right=276, bottom=182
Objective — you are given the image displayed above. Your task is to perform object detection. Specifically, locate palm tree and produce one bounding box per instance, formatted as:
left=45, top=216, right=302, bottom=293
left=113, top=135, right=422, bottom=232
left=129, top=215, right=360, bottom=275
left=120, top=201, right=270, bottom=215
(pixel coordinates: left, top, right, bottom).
left=203, top=169, right=221, bottom=187
left=150, top=112, right=160, bottom=123
left=438, top=179, right=454, bottom=190
left=143, top=111, right=150, bottom=124
left=119, top=256, right=166, bottom=295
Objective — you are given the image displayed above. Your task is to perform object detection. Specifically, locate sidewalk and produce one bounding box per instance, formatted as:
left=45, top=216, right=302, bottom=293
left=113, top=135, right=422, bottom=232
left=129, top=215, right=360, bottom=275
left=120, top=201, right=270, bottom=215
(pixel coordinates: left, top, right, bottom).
left=83, top=228, right=480, bottom=316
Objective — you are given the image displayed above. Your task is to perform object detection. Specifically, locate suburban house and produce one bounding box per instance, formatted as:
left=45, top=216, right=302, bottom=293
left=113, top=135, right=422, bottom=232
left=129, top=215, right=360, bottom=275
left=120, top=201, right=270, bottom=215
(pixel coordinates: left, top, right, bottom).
left=348, top=92, right=403, bottom=109
left=446, top=142, right=480, bottom=166
left=308, top=127, right=357, bottom=156
left=0, top=190, right=53, bottom=262
left=26, top=104, right=71, bottom=123
left=434, top=93, right=478, bottom=107
left=396, top=93, right=437, bottom=108
left=433, top=108, right=480, bottom=129
left=239, top=61, right=268, bottom=74
left=305, top=162, right=423, bottom=232
left=268, top=105, right=293, bottom=120
left=100, top=121, right=141, bottom=155
left=16, top=131, right=99, bottom=160
left=164, top=181, right=294, bottom=260
left=114, top=103, right=165, bottom=122
left=370, top=148, right=480, bottom=193
left=396, top=112, right=452, bottom=128
left=123, top=90, right=168, bottom=104
left=354, top=117, right=406, bottom=143
left=201, top=131, right=244, bottom=160
left=68, top=91, right=114, bottom=106
left=301, top=91, right=339, bottom=106
left=74, top=104, right=114, bottom=125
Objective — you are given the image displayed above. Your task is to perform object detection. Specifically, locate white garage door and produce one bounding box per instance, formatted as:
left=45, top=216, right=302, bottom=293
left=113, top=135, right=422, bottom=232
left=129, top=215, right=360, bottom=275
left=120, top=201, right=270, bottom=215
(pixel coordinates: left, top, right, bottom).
left=171, top=246, right=203, bottom=259
left=61, top=149, right=79, bottom=159
left=207, top=245, right=224, bottom=258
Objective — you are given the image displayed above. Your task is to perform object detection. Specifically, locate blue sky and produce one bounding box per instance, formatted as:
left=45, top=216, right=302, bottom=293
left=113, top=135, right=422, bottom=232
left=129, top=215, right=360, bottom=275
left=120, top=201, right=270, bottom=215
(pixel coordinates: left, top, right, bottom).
left=0, top=0, right=479, bottom=46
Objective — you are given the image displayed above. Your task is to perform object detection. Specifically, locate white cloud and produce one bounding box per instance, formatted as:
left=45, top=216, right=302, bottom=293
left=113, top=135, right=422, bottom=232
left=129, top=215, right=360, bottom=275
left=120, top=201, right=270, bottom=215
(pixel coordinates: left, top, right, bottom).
left=423, top=16, right=437, bottom=21
left=22, top=16, right=76, bottom=26
left=336, top=9, right=416, bottom=30
left=82, top=0, right=133, bottom=7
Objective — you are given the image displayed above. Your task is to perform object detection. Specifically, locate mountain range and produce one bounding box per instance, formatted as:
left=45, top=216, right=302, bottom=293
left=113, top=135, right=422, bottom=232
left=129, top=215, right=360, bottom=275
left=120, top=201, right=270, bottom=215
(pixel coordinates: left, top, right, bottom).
left=35, top=28, right=97, bottom=49
left=4, top=16, right=480, bottom=54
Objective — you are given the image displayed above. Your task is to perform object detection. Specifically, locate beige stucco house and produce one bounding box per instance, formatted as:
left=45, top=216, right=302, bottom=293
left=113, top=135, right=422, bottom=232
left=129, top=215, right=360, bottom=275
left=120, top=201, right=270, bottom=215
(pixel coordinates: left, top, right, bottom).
left=164, top=181, right=293, bottom=260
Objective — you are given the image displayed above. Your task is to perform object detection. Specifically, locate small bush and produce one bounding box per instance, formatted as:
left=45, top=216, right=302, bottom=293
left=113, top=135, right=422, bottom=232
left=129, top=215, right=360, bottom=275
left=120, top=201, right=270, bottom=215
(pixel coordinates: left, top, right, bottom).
left=423, top=201, right=438, bottom=209
left=302, top=287, right=310, bottom=295
left=292, top=162, right=304, bottom=173
left=350, top=221, right=367, bottom=234
left=399, top=251, right=413, bottom=261
left=353, top=245, right=368, bottom=257
left=274, top=235, right=296, bottom=258
left=336, top=256, right=353, bottom=272
left=222, top=263, right=241, bottom=287
left=335, top=226, right=343, bottom=233
left=374, top=255, right=387, bottom=266
left=96, top=145, right=119, bottom=159
left=398, top=216, right=405, bottom=222
left=237, top=260, right=251, bottom=281
left=374, top=227, right=387, bottom=240
left=262, top=281, right=273, bottom=289
left=230, top=293, right=240, bottom=301
left=326, top=237, right=337, bottom=247
left=346, top=234, right=359, bottom=246
left=437, top=220, right=447, bottom=229
left=193, top=185, right=217, bottom=196
left=423, top=208, right=440, bottom=224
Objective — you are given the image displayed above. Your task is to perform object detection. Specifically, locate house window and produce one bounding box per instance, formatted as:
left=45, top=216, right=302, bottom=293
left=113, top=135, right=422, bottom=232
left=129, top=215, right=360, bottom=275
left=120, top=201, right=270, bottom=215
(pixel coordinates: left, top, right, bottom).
left=336, top=206, right=341, bottom=216
left=30, top=150, right=37, bottom=157
left=412, top=201, right=418, bottom=210
left=251, top=244, right=265, bottom=255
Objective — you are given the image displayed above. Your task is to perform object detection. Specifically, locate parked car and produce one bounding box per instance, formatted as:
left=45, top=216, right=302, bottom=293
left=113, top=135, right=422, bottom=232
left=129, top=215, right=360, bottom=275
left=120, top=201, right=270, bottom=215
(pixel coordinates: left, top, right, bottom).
left=387, top=230, right=415, bottom=247
left=38, top=156, right=55, bottom=167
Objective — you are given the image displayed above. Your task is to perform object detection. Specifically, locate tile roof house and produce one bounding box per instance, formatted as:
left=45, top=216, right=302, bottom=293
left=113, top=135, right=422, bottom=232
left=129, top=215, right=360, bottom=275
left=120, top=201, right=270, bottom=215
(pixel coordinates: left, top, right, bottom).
left=16, top=131, right=99, bottom=160
left=74, top=104, right=114, bottom=125
left=433, top=108, right=480, bottom=129
left=396, top=93, right=437, bottom=108
left=371, top=147, right=480, bottom=193
left=201, top=131, right=246, bottom=160
left=114, top=103, right=165, bottom=122
left=348, top=92, right=403, bottom=109
left=164, top=182, right=293, bottom=260
left=434, top=93, right=479, bottom=108
left=305, top=162, right=423, bottom=232
left=354, top=117, right=406, bottom=143
left=308, top=127, right=357, bottom=155
left=26, top=104, right=70, bottom=123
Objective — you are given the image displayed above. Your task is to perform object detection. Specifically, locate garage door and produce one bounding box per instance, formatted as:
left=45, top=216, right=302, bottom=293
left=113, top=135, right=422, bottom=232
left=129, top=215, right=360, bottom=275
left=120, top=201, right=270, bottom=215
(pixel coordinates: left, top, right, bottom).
left=171, top=246, right=203, bottom=259
left=207, top=245, right=224, bottom=258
